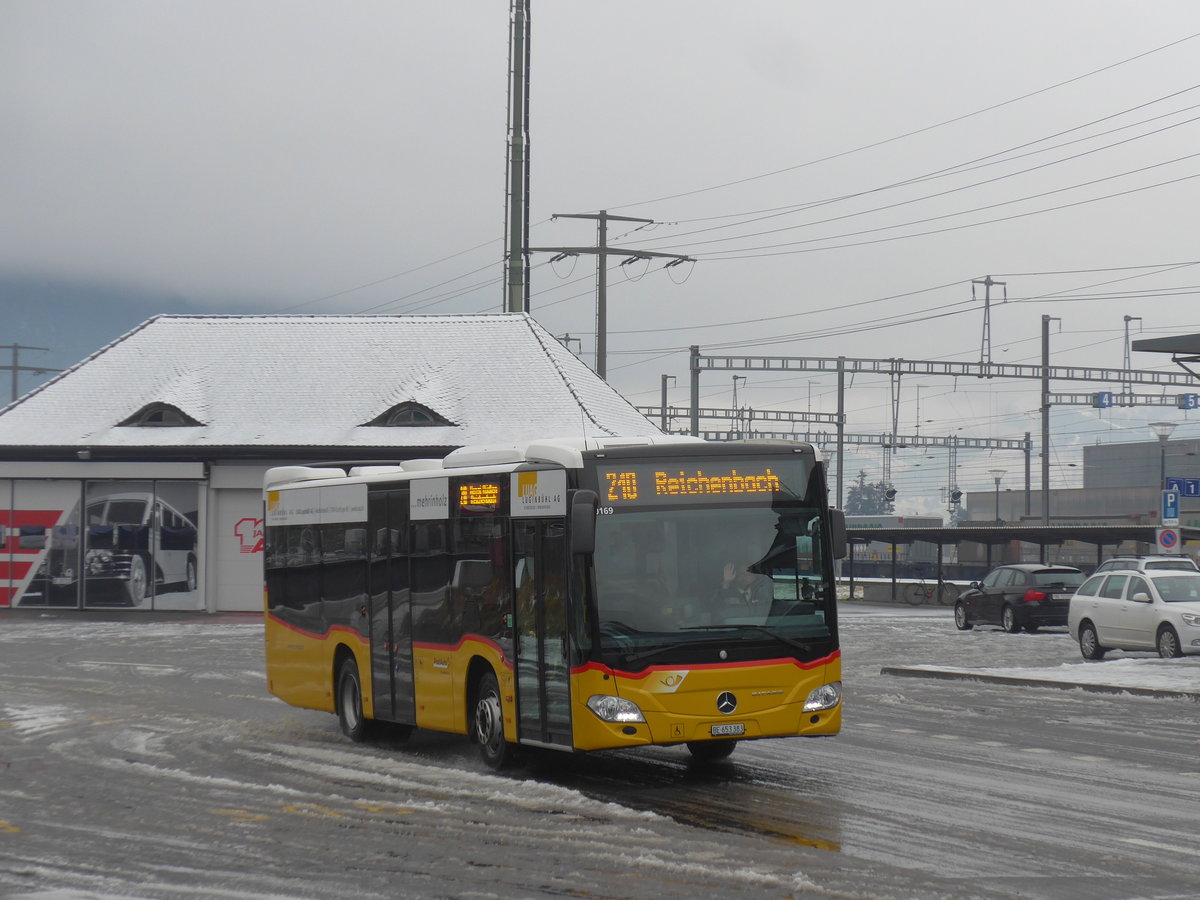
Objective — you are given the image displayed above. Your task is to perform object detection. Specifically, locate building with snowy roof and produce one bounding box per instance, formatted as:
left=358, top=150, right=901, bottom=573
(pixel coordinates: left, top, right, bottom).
left=0, top=313, right=661, bottom=613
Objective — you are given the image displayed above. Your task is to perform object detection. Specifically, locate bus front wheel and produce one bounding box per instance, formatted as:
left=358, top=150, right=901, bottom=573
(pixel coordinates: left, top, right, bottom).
left=473, top=670, right=517, bottom=770
left=336, top=657, right=372, bottom=742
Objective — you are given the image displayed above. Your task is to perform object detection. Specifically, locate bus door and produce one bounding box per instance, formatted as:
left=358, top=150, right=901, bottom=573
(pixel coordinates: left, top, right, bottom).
left=513, top=518, right=572, bottom=747
left=367, top=489, right=415, bottom=725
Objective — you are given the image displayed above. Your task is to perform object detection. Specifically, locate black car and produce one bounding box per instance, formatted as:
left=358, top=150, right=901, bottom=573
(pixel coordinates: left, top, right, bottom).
left=955, top=564, right=1086, bottom=633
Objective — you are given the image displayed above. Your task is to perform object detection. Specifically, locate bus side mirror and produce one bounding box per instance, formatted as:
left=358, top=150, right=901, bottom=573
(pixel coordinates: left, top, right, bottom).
left=829, top=508, right=847, bottom=560
left=570, top=490, right=598, bottom=555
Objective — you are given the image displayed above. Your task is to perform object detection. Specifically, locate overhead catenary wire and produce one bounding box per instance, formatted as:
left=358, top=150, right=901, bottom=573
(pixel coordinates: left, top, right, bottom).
left=684, top=154, right=1200, bottom=260
left=628, top=87, right=1200, bottom=243
left=604, top=30, right=1200, bottom=212
left=291, top=33, right=1200, bottom=325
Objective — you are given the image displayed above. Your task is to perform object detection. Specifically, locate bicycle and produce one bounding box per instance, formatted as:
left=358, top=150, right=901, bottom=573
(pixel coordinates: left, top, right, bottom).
left=905, top=576, right=959, bottom=606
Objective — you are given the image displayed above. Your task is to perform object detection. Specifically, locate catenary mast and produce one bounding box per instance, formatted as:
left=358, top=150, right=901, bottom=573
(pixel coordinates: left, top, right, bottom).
left=503, top=0, right=531, bottom=313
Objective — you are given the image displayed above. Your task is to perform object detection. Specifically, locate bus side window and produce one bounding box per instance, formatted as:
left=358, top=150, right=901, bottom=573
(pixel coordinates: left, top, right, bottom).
left=411, top=521, right=453, bottom=643
left=264, top=524, right=287, bottom=611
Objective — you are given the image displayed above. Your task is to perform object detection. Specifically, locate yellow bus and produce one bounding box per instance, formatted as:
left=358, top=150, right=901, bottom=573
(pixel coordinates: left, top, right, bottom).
left=263, top=436, right=845, bottom=768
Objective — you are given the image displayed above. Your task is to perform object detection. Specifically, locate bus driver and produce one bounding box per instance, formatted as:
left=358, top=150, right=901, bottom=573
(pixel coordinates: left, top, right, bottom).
left=713, top=554, right=773, bottom=618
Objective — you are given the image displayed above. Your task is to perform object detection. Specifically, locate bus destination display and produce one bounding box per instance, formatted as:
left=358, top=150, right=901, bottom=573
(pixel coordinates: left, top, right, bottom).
left=459, top=482, right=501, bottom=513
left=596, top=459, right=805, bottom=507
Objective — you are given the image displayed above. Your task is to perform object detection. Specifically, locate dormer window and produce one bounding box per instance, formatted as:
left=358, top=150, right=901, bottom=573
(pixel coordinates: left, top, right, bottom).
left=119, top=403, right=203, bottom=427
left=364, top=401, right=454, bottom=427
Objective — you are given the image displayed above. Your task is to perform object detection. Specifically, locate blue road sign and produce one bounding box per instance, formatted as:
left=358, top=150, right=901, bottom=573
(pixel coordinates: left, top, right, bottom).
left=1165, top=478, right=1200, bottom=497
left=1158, top=528, right=1180, bottom=551
left=1162, top=490, right=1180, bottom=524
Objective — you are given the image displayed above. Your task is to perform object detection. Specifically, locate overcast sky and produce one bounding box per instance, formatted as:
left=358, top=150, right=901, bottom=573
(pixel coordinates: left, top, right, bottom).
left=6, top=1, right=1200, bottom=513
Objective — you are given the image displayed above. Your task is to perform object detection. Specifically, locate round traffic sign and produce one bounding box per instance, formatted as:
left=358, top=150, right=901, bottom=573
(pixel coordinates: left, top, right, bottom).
left=1158, top=528, right=1180, bottom=550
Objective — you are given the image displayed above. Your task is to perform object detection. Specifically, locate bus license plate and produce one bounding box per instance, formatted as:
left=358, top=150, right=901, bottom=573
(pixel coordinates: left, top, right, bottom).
left=710, top=723, right=745, bottom=736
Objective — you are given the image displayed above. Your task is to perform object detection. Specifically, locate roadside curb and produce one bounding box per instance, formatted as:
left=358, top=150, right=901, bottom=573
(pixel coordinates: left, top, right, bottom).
left=880, top=665, right=1200, bottom=700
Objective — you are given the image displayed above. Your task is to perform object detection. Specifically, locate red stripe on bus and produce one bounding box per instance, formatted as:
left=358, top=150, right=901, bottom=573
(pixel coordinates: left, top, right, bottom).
left=572, top=648, right=840, bottom=679
left=265, top=613, right=370, bottom=646
left=266, top=612, right=511, bottom=667
left=412, top=636, right=513, bottom=668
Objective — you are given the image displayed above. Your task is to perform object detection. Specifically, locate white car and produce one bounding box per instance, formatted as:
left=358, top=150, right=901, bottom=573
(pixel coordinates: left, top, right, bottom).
left=1092, top=555, right=1198, bottom=575
left=1068, top=570, right=1200, bottom=659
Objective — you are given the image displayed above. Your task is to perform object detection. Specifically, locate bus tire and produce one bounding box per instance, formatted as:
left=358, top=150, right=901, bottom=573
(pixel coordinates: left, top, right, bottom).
left=336, top=657, right=372, bottom=742
left=473, top=670, right=517, bottom=770
left=686, top=739, right=737, bottom=761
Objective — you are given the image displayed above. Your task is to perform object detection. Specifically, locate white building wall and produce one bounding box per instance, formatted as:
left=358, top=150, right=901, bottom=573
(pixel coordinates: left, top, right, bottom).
left=208, top=466, right=268, bottom=612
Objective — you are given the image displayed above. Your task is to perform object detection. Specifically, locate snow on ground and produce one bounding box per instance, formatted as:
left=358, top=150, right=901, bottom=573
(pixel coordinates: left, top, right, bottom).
left=843, top=602, right=1200, bottom=697
left=2, top=608, right=1195, bottom=698
left=896, top=657, right=1200, bottom=696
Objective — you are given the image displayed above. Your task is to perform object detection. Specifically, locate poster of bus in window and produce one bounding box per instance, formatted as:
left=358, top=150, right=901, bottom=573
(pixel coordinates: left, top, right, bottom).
left=11, top=481, right=201, bottom=610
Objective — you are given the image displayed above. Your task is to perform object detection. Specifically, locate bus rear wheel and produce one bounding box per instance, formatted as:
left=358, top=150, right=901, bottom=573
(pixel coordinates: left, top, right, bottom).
left=686, top=739, right=737, bottom=761
left=473, top=670, right=518, bottom=770
left=336, top=657, right=373, bottom=742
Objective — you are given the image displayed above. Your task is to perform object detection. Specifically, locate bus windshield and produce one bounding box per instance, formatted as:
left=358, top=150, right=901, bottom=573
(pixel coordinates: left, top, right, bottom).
left=591, top=504, right=834, bottom=667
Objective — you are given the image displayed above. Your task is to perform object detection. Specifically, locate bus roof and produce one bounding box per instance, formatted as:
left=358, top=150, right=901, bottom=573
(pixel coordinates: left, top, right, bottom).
left=263, top=434, right=705, bottom=491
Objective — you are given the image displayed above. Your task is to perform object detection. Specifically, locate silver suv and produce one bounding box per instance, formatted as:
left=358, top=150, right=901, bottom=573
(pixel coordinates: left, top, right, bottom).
left=1092, top=555, right=1198, bottom=575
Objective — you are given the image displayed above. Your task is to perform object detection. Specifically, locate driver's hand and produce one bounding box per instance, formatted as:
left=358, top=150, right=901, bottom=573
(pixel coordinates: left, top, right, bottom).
left=722, top=563, right=737, bottom=586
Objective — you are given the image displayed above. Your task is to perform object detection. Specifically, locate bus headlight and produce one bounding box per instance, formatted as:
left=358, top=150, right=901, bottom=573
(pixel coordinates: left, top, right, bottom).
left=587, top=695, right=646, bottom=723
left=84, top=549, right=114, bottom=575
left=802, top=682, right=841, bottom=712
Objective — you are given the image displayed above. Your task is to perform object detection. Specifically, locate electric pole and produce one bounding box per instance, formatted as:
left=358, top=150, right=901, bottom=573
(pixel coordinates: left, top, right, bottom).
left=1123, top=314, right=1142, bottom=399
left=503, top=0, right=531, bottom=313
left=660, top=374, right=676, bottom=431
left=972, top=276, right=1006, bottom=367
left=0, top=344, right=56, bottom=403
left=530, top=210, right=691, bottom=379
left=1040, top=315, right=1060, bottom=525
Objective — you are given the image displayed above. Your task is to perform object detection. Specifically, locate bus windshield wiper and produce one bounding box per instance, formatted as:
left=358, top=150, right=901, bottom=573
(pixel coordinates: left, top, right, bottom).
left=682, top=624, right=814, bottom=656
left=614, top=628, right=820, bottom=672
left=619, top=642, right=677, bottom=667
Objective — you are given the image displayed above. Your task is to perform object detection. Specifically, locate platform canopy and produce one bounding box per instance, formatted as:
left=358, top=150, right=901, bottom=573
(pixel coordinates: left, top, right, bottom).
left=847, top=523, right=1200, bottom=549
left=1132, top=333, right=1200, bottom=363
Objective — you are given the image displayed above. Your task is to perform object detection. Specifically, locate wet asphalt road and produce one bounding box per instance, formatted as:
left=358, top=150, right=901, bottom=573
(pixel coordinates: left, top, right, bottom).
left=1, top=607, right=1198, bottom=900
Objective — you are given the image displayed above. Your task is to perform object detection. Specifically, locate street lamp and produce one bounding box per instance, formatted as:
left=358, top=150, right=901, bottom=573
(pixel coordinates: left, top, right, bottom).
left=1149, top=422, right=1177, bottom=488
left=988, top=469, right=1006, bottom=524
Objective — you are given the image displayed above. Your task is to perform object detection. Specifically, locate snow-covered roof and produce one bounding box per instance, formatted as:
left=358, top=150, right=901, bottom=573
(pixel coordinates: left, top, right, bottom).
left=0, top=314, right=662, bottom=452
